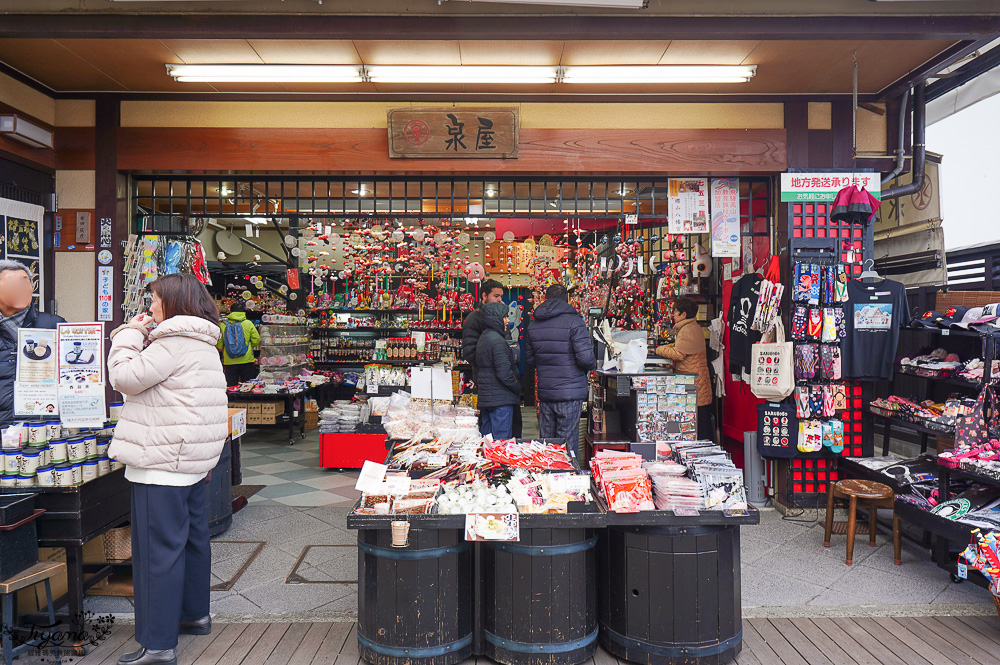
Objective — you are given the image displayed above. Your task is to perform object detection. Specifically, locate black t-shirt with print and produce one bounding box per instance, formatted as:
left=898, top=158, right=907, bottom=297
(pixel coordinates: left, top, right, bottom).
left=728, top=273, right=764, bottom=380
left=843, top=278, right=909, bottom=380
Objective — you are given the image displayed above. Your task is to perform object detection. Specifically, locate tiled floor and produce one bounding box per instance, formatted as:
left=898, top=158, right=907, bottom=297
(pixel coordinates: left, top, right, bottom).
left=240, top=429, right=362, bottom=507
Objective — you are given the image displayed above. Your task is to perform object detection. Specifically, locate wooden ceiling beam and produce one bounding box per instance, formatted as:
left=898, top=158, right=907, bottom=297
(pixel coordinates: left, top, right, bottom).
left=1, top=14, right=998, bottom=41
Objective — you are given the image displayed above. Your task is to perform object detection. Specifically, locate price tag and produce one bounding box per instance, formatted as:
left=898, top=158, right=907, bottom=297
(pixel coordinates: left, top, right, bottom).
left=367, top=382, right=379, bottom=394
left=563, top=474, right=592, bottom=493
left=941, top=329, right=950, bottom=336
left=355, top=460, right=388, bottom=492
left=957, top=562, right=968, bottom=579
left=385, top=474, right=411, bottom=495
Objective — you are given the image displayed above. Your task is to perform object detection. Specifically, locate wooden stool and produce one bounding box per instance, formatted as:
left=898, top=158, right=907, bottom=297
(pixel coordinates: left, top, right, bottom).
left=823, top=479, right=901, bottom=566
left=1, top=561, right=65, bottom=665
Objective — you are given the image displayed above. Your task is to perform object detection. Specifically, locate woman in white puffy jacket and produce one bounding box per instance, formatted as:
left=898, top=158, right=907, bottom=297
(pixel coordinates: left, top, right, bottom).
left=107, top=274, right=228, bottom=665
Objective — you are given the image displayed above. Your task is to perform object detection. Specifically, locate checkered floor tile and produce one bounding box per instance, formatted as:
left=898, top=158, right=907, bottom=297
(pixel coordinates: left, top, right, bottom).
left=239, top=428, right=360, bottom=507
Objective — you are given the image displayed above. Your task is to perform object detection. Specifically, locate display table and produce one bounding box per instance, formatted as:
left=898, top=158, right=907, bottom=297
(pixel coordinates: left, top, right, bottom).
left=1, top=468, right=130, bottom=632
left=598, top=510, right=758, bottom=665
left=347, top=506, right=757, bottom=665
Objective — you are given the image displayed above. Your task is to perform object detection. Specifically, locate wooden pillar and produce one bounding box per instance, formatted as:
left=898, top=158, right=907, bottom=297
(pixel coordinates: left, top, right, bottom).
left=93, top=95, right=127, bottom=329
left=783, top=101, right=809, bottom=169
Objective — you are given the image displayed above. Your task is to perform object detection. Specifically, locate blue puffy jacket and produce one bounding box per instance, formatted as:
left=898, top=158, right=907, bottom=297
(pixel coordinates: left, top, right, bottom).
left=525, top=298, right=596, bottom=402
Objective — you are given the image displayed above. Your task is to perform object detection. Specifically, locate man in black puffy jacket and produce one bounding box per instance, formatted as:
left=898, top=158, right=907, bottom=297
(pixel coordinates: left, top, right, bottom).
left=525, top=284, right=596, bottom=453
left=461, top=278, right=505, bottom=379
left=0, top=261, right=65, bottom=427
left=475, top=301, right=520, bottom=439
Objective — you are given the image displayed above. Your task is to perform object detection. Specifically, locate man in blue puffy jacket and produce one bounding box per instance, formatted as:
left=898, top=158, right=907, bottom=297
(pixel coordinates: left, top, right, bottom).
left=525, top=284, right=596, bottom=453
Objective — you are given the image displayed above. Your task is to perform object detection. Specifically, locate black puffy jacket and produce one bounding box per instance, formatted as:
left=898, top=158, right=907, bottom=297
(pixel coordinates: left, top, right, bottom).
left=525, top=298, right=596, bottom=402
left=475, top=302, right=521, bottom=409
left=0, top=305, right=66, bottom=427
left=462, top=308, right=486, bottom=380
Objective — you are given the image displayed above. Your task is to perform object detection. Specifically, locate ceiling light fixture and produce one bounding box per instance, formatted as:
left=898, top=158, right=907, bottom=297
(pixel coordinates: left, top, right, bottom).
left=351, top=188, right=369, bottom=196
left=166, top=64, right=363, bottom=83
left=486, top=188, right=497, bottom=198
left=564, top=65, right=757, bottom=84
left=0, top=114, right=53, bottom=149
left=366, top=65, right=558, bottom=84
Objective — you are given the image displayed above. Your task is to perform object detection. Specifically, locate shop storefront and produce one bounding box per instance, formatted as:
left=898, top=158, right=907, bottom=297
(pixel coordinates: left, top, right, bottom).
left=2, top=4, right=999, bottom=663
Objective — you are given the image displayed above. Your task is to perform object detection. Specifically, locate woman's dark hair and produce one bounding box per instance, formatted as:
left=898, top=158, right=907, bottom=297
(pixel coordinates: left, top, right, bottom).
left=149, top=274, right=220, bottom=324
left=229, top=300, right=246, bottom=313
left=673, top=297, right=699, bottom=320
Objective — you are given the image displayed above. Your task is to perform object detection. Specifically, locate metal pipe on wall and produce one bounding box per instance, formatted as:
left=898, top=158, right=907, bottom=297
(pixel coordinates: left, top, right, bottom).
left=881, top=82, right=926, bottom=200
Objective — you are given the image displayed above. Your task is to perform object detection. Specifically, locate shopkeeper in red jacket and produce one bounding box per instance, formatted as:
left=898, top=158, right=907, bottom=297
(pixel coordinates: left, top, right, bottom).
left=655, top=298, right=714, bottom=441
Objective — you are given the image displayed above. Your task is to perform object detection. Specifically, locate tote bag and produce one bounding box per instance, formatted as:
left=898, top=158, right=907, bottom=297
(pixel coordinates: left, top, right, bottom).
left=749, top=319, right=795, bottom=401
left=954, top=384, right=1000, bottom=448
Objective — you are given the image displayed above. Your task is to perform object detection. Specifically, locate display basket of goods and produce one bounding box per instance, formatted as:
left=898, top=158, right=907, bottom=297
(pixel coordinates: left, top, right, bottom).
left=960, top=529, right=1000, bottom=614
left=0, top=493, right=43, bottom=580
left=869, top=397, right=900, bottom=420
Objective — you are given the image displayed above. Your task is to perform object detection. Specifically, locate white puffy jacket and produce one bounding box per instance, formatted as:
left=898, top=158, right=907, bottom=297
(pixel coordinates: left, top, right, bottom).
left=107, top=315, right=228, bottom=474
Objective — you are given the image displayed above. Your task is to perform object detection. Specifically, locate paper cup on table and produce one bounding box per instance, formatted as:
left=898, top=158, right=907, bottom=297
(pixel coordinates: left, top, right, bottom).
left=390, top=520, right=410, bottom=548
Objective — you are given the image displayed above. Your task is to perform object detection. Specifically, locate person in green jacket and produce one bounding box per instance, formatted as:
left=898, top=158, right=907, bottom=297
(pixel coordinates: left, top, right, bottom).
left=216, top=301, right=260, bottom=386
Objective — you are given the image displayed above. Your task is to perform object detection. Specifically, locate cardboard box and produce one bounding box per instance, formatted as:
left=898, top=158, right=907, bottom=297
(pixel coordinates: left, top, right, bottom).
left=248, top=413, right=265, bottom=425
left=260, top=414, right=278, bottom=425
left=16, top=538, right=107, bottom=612
left=260, top=401, right=284, bottom=417
left=247, top=403, right=262, bottom=415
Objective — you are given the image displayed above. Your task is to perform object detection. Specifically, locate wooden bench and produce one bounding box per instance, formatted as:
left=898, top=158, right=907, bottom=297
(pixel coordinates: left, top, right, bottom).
left=1, top=561, right=64, bottom=665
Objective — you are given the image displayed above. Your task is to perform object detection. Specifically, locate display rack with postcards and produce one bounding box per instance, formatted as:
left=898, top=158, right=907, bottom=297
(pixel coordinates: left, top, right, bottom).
left=587, top=369, right=698, bottom=456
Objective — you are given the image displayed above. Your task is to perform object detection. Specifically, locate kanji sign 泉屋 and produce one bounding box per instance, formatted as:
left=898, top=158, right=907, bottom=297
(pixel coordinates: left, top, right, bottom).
left=387, top=107, right=518, bottom=159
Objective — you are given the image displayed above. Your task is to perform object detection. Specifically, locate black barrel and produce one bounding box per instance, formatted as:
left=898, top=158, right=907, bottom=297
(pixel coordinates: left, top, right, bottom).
left=206, top=438, right=233, bottom=536
left=598, top=524, right=743, bottom=665
left=482, top=527, right=598, bottom=665
left=357, top=528, right=473, bottom=665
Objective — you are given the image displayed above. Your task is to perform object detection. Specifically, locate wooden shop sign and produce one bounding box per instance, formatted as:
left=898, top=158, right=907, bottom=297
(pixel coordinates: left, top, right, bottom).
left=387, top=107, right=519, bottom=159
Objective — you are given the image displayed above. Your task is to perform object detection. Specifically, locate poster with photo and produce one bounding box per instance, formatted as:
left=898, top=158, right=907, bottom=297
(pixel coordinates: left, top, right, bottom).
left=710, top=178, right=741, bottom=258
left=668, top=178, right=710, bottom=234
left=14, top=328, right=59, bottom=416
left=57, top=323, right=107, bottom=426
left=0, top=199, right=46, bottom=309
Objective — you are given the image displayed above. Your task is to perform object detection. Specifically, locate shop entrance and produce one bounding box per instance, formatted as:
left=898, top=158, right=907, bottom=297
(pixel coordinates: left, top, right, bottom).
left=130, top=175, right=772, bottom=505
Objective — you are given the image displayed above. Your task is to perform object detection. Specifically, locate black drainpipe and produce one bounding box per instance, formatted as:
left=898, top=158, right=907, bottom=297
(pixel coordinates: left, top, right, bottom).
left=881, top=82, right=926, bottom=200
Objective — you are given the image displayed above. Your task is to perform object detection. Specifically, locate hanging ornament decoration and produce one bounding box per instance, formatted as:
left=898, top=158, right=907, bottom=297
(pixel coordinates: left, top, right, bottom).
left=392, top=230, right=405, bottom=243
left=466, top=262, right=486, bottom=282
left=291, top=247, right=302, bottom=257
left=539, top=234, right=554, bottom=247
left=484, top=231, right=496, bottom=243
left=411, top=228, right=426, bottom=242
left=523, top=236, right=536, bottom=251
left=283, top=234, right=297, bottom=247
left=350, top=233, right=362, bottom=245
left=242, top=290, right=252, bottom=300
left=457, top=231, right=471, bottom=245
left=434, top=231, right=448, bottom=244
left=302, top=228, right=316, bottom=240
left=502, top=231, right=515, bottom=242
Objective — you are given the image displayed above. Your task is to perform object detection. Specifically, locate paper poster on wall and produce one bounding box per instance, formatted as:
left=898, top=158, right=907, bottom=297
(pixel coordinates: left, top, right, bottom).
left=98, top=266, right=114, bottom=322
left=668, top=178, right=709, bottom=234
left=14, top=328, right=60, bottom=416
left=0, top=199, right=46, bottom=311
left=57, top=323, right=107, bottom=426
left=710, top=178, right=741, bottom=258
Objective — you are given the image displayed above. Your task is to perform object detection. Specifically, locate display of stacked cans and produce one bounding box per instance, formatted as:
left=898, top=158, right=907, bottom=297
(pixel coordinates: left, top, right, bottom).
left=0, top=419, right=120, bottom=489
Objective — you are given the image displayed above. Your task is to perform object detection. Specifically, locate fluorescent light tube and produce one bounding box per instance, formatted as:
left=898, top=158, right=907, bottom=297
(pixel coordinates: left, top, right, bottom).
left=444, top=0, right=645, bottom=7
left=562, top=65, right=757, bottom=84
left=0, top=114, right=53, bottom=149
left=166, top=64, right=363, bottom=83
left=366, top=65, right=558, bottom=84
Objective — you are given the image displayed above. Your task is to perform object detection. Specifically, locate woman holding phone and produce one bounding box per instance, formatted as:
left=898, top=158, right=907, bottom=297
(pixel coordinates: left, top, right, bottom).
left=107, top=274, right=228, bottom=665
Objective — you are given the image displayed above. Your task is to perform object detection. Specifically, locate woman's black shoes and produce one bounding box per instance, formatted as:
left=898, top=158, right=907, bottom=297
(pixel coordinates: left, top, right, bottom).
left=117, top=648, right=177, bottom=665
left=179, top=615, right=212, bottom=635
